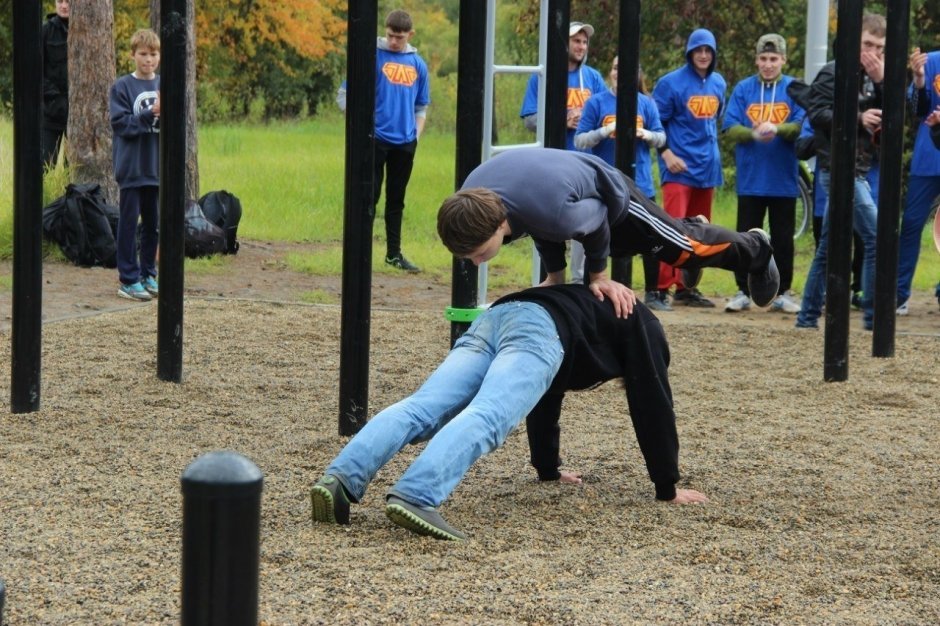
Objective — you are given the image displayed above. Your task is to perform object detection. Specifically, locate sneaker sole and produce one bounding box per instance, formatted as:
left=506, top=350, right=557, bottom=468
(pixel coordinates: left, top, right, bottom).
left=117, top=289, right=151, bottom=301
left=310, top=485, right=338, bottom=524
left=385, top=503, right=463, bottom=541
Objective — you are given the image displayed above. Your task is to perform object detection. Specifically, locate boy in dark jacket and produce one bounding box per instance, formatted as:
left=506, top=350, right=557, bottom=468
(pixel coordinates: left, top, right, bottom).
left=109, top=29, right=161, bottom=301
left=41, top=0, right=70, bottom=165
left=311, top=284, right=707, bottom=541
left=791, top=13, right=885, bottom=330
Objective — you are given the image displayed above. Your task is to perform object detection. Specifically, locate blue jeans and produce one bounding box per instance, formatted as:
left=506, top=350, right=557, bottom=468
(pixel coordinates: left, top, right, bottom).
left=897, top=174, right=940, bottom=304
left=327, top=301, right=564, bottom=508
left=797, top=170, right=877, bottom=328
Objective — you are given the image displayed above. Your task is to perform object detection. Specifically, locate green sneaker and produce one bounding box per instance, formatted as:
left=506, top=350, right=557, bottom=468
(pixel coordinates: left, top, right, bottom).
left=385, top=495, right=466, bottom=541
left=310, top=475, right=350, bottom=525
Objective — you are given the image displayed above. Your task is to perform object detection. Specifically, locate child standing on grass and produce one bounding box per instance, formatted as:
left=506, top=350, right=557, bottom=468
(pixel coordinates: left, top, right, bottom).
left=110, top=28, right=161, bottom=301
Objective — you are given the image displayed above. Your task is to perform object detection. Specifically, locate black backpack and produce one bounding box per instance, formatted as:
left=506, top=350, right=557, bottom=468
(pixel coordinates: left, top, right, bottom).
left=184, top=199, right=227, bottom=258
left=42, top=183, right=119, bottom=267
left=197, top=190, right=242, bottom=254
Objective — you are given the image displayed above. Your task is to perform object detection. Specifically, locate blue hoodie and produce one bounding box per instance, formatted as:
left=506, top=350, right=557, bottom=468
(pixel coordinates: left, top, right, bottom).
left=652, top=29, right=726, bottom=188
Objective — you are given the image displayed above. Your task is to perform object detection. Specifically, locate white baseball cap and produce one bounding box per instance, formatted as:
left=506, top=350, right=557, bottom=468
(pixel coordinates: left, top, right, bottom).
left=569, top=22, right=594, bottom=39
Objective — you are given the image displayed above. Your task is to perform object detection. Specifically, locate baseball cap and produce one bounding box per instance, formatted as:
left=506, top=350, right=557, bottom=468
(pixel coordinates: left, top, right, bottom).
left=756, top=33, right=787, bottom=56
left=569, top=22, right=594, bottom=39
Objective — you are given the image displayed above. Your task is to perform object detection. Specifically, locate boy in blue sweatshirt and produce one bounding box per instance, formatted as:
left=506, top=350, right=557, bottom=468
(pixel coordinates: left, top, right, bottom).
left=896, top=48, right=940, bottom=315
left=652, top=28, right=727, bottom=307
left=110, top=28, right=161, bottom=301
left=722, top=34, right=805, bottom=314
left=336, top=10, right=430, bottom=273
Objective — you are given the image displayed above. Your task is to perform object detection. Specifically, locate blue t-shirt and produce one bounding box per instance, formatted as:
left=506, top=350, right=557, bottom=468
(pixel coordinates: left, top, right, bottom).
left=576, top=90, right=664, bottom=198
left=519, top=64, right=608, bottom=151
left=909, top=50, right=940, bottom=176
left=373, top=45, right=430, bottom=145
left=109, top=73, right=161, bottom=189
left=652, top=64, right=726, bottom=188
left=722, top=74, right=805, bottom=197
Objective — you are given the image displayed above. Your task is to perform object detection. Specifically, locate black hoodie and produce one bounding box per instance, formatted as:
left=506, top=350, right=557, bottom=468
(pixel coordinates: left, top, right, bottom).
left=492, top=285, right=682, bottom=501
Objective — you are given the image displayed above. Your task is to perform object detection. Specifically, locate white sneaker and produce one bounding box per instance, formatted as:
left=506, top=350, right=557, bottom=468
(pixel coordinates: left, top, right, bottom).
left=770, top=290, right=801, bottom=314
left=725, top=291, right=752, bottom=312
left=896, top=300, right=909, bottom=316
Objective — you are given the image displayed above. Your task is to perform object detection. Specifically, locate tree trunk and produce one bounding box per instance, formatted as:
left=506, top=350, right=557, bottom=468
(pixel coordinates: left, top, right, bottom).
left=66, top=0, right=118, bottom=203
left=151, top=0, right=200, bottom=201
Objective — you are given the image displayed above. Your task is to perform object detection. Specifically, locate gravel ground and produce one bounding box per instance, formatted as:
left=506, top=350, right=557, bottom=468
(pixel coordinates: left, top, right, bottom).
left=1, top=296, right=938, bottom=625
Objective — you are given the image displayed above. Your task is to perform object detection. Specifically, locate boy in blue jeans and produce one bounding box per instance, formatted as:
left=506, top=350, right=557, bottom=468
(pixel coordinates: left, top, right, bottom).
left=311, top=284, right=707, bottom=541
left=110, top=28, right=161, bottom=301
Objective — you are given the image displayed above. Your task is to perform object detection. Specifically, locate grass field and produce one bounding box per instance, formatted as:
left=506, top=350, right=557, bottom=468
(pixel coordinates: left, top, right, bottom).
left=0, top=115, right=937, bottom=297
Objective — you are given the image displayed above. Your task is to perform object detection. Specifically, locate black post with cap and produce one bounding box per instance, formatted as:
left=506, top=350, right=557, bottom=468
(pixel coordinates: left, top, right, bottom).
left=180, top=451, right=263, bottom=626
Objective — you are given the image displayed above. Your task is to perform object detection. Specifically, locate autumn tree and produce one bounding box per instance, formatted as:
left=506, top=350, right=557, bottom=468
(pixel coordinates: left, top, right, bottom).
left=194, top=0, right=346, bottom=118
left=67, top=0, right=118, bottom=202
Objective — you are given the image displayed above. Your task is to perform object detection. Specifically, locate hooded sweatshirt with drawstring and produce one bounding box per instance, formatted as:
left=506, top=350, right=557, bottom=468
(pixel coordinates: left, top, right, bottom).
left=335, top=37, right=430, bottom=146
left=519, top=50, right=608, bottom=151
left=652, top=29, right=726, bottom=188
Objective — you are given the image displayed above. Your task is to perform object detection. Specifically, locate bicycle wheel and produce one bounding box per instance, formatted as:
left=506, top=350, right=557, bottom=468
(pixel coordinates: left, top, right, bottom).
left=794, top=163, right=813, bottom=239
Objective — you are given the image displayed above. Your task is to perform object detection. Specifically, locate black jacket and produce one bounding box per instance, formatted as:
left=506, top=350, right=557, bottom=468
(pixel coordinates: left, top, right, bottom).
left=788, top=61, right=882, bottom=175
left=41, top=13, right=69, bottom=130
left=492, top=285, right=681, bottom=501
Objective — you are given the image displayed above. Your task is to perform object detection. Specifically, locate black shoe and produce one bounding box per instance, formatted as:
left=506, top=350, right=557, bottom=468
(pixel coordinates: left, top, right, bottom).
left=385, top=495, right=466, bottom=541
left=385, top=253, right=421, bottom=273
left=746, top=228, right=780, bottom=307
left=311, top=474, right=351, bottom=525
left=673, top=287, right=715, bottom=308
left=644, top=290, right=673, bottom=312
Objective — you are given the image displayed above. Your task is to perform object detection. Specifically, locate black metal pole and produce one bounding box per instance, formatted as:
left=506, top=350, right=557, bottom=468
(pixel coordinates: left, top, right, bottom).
left=338, top=0, right=377, bottom=435
left=157, top=0, right=188, bottom=382
left=544, top=0, right=570, bottom=151
left=10, top=0, right=43, bottom=413
left=872, top=0, right=910, bottom=358
left=449, top=0, right=486, bottom=345
left=180, top=451, right=263, bottom=626
left=613, top=0, right=642, bottom=287
left=824, top=0, right=863, bottom=382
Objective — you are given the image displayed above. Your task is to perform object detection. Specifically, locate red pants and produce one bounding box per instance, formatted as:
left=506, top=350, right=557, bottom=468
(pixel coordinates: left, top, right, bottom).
left=658, top=183, right=715, bottom=290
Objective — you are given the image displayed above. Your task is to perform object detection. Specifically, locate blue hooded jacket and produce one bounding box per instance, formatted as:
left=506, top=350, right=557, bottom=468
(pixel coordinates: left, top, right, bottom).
left=652, top=29, right=726, bottom=188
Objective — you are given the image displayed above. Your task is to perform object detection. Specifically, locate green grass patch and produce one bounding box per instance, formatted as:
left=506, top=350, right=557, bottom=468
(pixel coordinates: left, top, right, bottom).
left=300, top=289, right=339, bottom=305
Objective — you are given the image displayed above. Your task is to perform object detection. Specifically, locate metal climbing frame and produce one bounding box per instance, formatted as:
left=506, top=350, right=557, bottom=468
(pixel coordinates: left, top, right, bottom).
left=476, top=0, right=553, bottom=302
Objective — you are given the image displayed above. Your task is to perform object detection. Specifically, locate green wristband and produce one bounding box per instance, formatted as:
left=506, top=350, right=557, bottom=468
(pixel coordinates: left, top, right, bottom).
left=444, top=306, right=484, bottom=323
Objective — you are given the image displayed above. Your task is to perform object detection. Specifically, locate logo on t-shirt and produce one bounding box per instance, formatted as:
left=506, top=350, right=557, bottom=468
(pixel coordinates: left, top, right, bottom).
left=567, top=88, right=593, bottom=109
left=933, top=73, right=940, bottom=96
left=134, top=90, right=160, bottom=133
left=602, top=114, right=617, bottom=137
left=382, top=62, right=418, bottom=86
left=745, top=103, right=792, bottom=125
left=686, top=95, right=720, bottom=119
